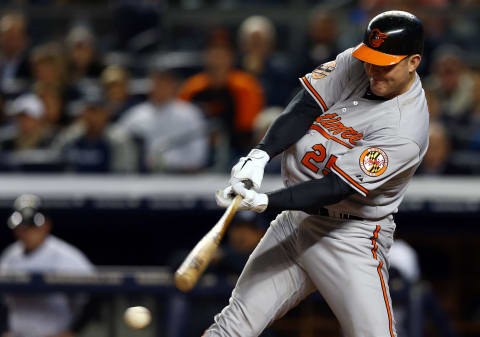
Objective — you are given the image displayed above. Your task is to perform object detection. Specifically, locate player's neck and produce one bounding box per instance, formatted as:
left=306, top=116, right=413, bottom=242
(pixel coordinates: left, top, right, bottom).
left=398, top=72, right=417, bottom=96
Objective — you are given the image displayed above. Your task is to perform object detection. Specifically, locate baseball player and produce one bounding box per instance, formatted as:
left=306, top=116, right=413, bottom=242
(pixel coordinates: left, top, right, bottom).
left=0, top=194, right=94, bottom=337
left=207, top=10, right=428, bottom=337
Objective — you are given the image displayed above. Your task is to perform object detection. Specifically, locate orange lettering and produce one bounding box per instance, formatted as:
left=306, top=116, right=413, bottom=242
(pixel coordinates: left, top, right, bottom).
left=311, top=114, right=363, bottom=147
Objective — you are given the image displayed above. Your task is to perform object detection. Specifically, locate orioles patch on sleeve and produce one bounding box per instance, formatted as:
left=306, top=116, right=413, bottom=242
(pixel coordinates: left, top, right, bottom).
left=311, top=60, right=336, bottom=79
left=359, top=147, right=388, bottom=177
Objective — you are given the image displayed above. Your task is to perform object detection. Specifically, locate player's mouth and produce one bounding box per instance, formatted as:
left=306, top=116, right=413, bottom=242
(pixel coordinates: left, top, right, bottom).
left=369, top=78, right=389, bottom=96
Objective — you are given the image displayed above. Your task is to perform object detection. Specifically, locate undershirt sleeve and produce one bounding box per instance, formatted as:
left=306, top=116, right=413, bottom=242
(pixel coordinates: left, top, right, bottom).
left=266, top=173, right=354, bottom=213
left=255, top=88, right=322, bottom=159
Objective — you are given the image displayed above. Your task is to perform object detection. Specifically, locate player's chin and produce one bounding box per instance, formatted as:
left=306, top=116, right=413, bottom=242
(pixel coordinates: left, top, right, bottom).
left=369, top=81, right=389, bottom=97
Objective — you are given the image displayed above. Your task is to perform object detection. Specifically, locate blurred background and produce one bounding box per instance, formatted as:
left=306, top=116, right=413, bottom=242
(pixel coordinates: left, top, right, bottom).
left=0, top=0, right=478, bottom=336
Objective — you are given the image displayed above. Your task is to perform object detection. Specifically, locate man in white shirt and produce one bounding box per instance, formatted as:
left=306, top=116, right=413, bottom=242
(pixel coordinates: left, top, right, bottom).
left=0, top=194, right=94, bottom=337
left=116, top=68, right=209, bottom=172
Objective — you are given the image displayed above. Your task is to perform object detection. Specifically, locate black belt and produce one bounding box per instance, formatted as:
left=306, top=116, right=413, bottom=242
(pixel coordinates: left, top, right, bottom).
left=318, top=207, right=364, bottom=221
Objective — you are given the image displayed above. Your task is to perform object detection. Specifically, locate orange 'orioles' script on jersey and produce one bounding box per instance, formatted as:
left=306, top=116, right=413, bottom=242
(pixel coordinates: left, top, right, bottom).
left=311, top=113, right=363, bottom=147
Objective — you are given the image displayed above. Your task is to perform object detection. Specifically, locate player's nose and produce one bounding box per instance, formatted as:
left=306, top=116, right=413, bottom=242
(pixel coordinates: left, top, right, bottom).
left=365, top=63, right=386, bottom=79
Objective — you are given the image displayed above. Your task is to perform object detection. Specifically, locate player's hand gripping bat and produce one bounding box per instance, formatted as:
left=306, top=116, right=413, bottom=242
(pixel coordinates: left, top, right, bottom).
left=174, top=192, right=244, bottom=292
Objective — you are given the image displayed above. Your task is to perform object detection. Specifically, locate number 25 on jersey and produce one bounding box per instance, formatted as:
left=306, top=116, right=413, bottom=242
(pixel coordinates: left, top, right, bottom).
left=301, top=144, right=338, bottom=176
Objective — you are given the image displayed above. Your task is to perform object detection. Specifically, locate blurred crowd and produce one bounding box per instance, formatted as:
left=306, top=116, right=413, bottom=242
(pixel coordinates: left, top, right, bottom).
left=0, top=0, right=479, bottom=174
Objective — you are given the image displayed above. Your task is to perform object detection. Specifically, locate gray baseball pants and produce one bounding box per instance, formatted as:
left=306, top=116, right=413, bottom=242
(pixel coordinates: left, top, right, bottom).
left=203, top=210, right=397, bottom=337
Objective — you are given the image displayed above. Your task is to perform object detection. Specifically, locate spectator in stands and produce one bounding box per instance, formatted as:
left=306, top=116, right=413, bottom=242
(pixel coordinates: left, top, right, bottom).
left=64, top=25, right=104, bottom=83
left=0, top=11, right=31, bottom=97
left=179, top=31, right=264, bottom=169
left=237, top=15, right=296, bottom=106
left=34, top=82, right=66, bottom=128
left=416, top=121, right=472, bottom=175
left=423, top=44, right=479, bottom=151
left=100, top=65, right=142, bottom=123
left=297, top=9, right=341, bottom=80
left=115, top=67, right=208, bottom=172
left=417, top=122, right=452, bottom=175
left=30, top=42, right=81, bottom=126
left=0, top=93, right=52, bottom=151
left=0, top=194, right=95, bottom=337
left=58, top=96, right=138, bottom=173
left=0, top=93, right=58, bottom=171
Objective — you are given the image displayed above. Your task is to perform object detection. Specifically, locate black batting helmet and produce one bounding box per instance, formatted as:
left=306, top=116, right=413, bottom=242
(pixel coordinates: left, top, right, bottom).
left=7, top=194, right=46, bottom=229
left=352, top=10, right=424, bottom=66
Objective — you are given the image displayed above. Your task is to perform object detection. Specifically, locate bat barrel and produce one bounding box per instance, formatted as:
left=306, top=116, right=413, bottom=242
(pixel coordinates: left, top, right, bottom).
left=174, top=195, right=243, bottom=292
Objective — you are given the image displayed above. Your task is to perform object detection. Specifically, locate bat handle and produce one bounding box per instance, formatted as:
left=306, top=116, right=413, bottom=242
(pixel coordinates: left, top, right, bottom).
left=242, top=179, right=253, bottom=190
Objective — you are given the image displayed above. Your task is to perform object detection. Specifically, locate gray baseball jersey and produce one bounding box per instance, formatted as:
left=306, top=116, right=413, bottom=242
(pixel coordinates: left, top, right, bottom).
left=204, top=48, right=429, bottom=337
left=284, top=48, right=429, bottom=220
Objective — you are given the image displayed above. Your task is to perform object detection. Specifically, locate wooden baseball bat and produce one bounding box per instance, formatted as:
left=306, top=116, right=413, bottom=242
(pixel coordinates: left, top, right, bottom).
left=174, top=194, right=243, bottom=292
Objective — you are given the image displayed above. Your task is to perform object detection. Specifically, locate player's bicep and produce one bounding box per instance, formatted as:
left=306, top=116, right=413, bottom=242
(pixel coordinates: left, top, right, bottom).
left=330, top=141, right=421, bottom=196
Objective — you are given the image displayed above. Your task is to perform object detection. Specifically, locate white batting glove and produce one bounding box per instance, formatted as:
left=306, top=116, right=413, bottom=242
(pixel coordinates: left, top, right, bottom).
left=229, top=149, right=270, bottom=191
left=215, top=185, right=235, bottom=208
left=215, top=183, right=269, bottom=213
left=231, top=182, right=268, bottom=213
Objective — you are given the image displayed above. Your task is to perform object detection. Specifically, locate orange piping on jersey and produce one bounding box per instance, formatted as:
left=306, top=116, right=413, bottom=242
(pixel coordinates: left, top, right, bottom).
left=331, top=163, right=368, bottom=196
left=310, top=124, right=353, bottom=149
left=371, top=226, right=395, bottom=337
left=301, top=77, right=328, bottom=111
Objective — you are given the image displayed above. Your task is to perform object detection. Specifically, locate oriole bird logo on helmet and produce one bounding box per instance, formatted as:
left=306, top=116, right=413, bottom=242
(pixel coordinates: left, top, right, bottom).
left=369, top=28, right=388, bottom=48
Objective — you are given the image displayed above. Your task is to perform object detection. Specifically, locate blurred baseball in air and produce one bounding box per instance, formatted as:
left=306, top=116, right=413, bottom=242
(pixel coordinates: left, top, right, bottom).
left=124, top=306, right=151, bottom=329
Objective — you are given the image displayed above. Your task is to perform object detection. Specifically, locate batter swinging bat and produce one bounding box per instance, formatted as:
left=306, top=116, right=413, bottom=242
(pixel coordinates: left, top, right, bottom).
left=174, top=194, right=243, bottom=292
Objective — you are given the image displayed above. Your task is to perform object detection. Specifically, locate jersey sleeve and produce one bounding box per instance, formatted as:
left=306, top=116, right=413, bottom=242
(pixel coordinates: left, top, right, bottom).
left=299, top=48, right=352, bottom=113
left=330, top=137, right=421, bottom=197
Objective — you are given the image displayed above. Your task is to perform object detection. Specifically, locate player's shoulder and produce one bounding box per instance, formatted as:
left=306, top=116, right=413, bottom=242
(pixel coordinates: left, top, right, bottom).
left=336, top=47, right=364, bottom=69
left=47, top=236, right=93, bottom=267
left=393, top=75, right=429, bottom=149
left=0, top=242, right=23, bottom=264
left=318, top=48, right=365, bottom=83
left=395, top=74, right=429, bottom=123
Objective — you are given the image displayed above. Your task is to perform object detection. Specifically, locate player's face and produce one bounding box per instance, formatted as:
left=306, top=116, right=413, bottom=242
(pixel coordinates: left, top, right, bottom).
left=364, top=55, right=421, bottom=99
left=13, top=223, right=49, bottom=252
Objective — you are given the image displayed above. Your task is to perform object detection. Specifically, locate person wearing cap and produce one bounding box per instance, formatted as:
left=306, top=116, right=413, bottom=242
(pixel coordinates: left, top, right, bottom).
left=205, top=10, right=428, bottom=337
left=0, top=93, right=60, bottom=172
left=100, top=65, right=143, bottom=123
left=56, top=94, right=139, bottom=173
left=0, top=93, right=55, bottom=151
left=0, top=194, right=94, bottom=337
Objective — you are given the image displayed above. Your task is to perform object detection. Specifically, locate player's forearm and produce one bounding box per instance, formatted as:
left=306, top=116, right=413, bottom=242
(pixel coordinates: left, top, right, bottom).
left=255, top=89, right=322, bottom=159
left=266, top=174, right=354, bottom=212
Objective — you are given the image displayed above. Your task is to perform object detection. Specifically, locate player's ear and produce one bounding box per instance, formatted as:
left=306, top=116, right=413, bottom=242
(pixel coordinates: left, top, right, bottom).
left=407, top=54, right=421, bottom=73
